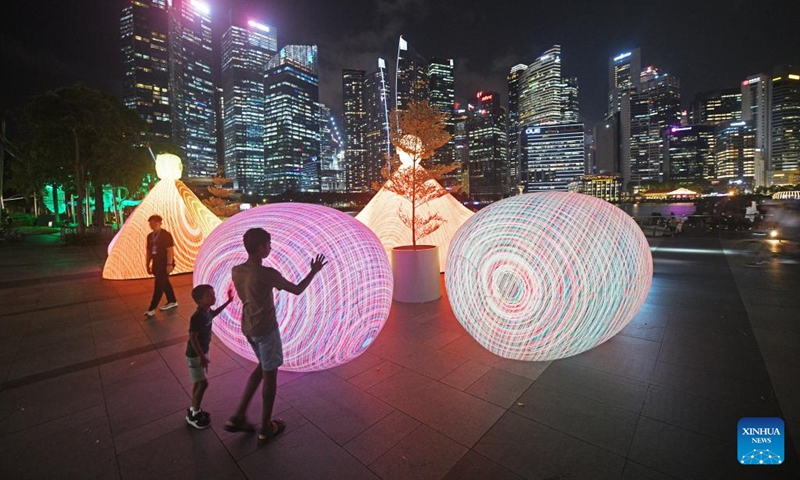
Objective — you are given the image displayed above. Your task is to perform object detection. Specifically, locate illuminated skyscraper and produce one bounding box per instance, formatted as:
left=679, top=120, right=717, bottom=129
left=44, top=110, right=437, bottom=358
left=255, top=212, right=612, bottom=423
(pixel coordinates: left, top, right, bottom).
left=520, top=123, right=585, bottom=192
left=363, top=59, right=392, bottom=192
left=607, top=48, right=641, bottom=116
left=561, top=77, right=580, bottom=123
left=168, top=0, right=217, bottom=179
left=690, top=89, right=742, bottom=125
left=466, top=92, right=507, bottom=200
left=120, top=0, right=171, bottom=139
left=427, top=57, right=458, bottom=187
left=518, top=45, right=563, bottom=126
left=395, top=36, right=428, bottom=110
left=715, top=120, right=755, bottom=183
left=770, top=66, right=800, bottom=174
left=342, top=69, right=367, bottom=192
left=507, top=64, right=527, bottom=185
left=318, top=103, right=347, bottom=192
left=263, top=45, right=320, bottom=194
left=663, top=125, right=716, bottom=181
left=221, top=13, right=277, bottom=193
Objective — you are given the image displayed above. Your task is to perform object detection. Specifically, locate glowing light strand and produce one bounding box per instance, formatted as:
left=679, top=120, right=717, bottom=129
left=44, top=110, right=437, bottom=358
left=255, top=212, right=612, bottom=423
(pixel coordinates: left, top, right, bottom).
left=445, top=192, right=652, bottom=361
left=193, top=203, right=393, bottom=372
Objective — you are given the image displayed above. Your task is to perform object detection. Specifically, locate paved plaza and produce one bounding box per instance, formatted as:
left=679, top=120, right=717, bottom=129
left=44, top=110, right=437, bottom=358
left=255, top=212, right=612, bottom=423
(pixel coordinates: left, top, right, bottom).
left=1, top=231, right=799, bottom=479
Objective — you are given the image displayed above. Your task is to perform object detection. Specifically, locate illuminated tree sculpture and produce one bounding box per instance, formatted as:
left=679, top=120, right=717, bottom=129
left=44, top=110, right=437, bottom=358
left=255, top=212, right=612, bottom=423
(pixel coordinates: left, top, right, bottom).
left=202, top=168, right=241, bottom=218
left=193, top=203, right=393, bottom=372
left=103, top=154, right=222, bottom=280
left=445, top=192, right=653, bottom=361
left=356, top=100, right=474, bottom=270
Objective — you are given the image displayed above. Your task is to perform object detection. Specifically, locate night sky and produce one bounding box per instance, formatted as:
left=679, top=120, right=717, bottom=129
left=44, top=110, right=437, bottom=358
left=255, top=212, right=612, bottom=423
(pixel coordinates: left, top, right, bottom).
left=1, top=0, right=797, bottom=127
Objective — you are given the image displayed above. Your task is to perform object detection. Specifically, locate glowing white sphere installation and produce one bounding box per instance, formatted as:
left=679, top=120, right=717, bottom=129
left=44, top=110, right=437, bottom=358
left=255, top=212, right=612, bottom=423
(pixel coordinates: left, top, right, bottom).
left=445, top=192, right=652, bottom=361
left=193, top=203, right=393, bottom=372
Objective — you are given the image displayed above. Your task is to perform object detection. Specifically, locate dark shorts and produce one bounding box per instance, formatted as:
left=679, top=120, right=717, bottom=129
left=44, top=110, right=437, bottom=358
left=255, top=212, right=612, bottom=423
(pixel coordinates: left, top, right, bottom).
left=247, top=329, right=284, bottom=371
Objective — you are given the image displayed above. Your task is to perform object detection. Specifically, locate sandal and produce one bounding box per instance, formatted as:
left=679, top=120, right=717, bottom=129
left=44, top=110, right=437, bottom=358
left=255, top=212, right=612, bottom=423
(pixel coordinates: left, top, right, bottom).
left=257, top=419, right=286, bottom=446
left=224, top=417, right=256, bottom=433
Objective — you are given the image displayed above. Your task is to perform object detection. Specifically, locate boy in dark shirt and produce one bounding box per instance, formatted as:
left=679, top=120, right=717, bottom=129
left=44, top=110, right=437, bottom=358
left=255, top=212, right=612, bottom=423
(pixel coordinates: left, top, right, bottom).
left=185, top=284, right=233, bottom=429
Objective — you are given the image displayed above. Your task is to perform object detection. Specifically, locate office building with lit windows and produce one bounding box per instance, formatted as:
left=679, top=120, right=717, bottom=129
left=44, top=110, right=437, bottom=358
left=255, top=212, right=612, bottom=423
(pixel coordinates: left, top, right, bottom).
left=715, top=120, right=755, bottom=183
left=607, top=48, right=641, bottom=117
left=507, top=64, right=527, bottom=185
left=518, top=45, right=563, bottom=126
left=395, top=36, right=428, bottom=110
left=318, top=103, right=347, bottom=192
left=120, top=0, right=171, bottom=139
left=520, top=123, right=585, bottom=192
left=167, top=0, right=217, bottom=178
left=742, top=73, right=770, bottom=184
left=263, top=45, right=320, bottom=194
left=363, top=59, right=392, bottom=192
left=466, top=92, right=507, bottom=200
left=342, top=69, right=368, bottom=192
left=770, top=66, right=800, bottom=173
left=663, top=125, right=716, bottom=181
left=690, top=89, right=742, bottom=125
left=567, top=174, right=622, bottom=202
left=427, top=57, right=458, bottom=187
left=221, top=13, right=276, bottom=193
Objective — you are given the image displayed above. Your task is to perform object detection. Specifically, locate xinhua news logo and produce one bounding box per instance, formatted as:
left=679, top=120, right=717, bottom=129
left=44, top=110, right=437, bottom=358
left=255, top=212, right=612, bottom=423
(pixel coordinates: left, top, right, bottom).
left=738, top=417, right=784, bottom=465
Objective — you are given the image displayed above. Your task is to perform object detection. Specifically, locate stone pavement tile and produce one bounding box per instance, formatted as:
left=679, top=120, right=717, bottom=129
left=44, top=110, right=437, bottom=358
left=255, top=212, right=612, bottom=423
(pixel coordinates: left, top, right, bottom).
left=95, top=331, right=152, bottom=358
left=99, top=350, right=168, bottom=387
left=662, top=323, right=761, bottom=355
left=0, top=404, right=119, bottom=480
left=344, top=409, right=420, bottom=465
left=103, top=362, right=189, bottom=435
left=7, top=330, right=97, bottom=381
left=113, top=410, right=186, bottom=455
left=621, top=461, right=675, bottom=479
left=20, top=322, right=93, bottom=350
left=562, top=336, right=659, bottom=383
left=474, top=411, right=626, bottom=479
left=465, top=368, right=532, bottom=409
left=512, top=381, right=638, bottom=457
left=627, top=302, right=672, bottom=329
left=535, top=361, right=649, bottom=413
left=628, top=416, right=754, bottom=479
left=367, top=332, right=469, bottom=380
left=0, top=312, right=32, bottom=339
left=641, top=384, right=770, bottom=443
left=0, top=368, right=103, bottom=436
left=787, top=418, right=800, bottom=462
left=117, top=423, right=244, bottom=480
left=747, top=305, right=800, bottom=334
left=348, top=360, right=406, bottom=390
left=370, top=424, right=468, bottom=480
left=329, top=351, right=384, bottom=380
left=441, top=360, right=492, bottom=391
left=421, top=329, right=463, bottom=350
left=139, top=315, right=188, bottom=344
left=279, top=370, right=394, bottom=445
left=619, top=321, right=666, bottom=343
left=236, top=422, right=378, bottom=480
left=650, top=360, right=774, bottom=410
left=772, top=379, right=800, bottom=425
left=439, top=334, right=551, bottom=381
left=377, top=317, right=457, bottom=346
left=367, top=370, right=504, bottom=448
left=222, top=407, right=307, bottom=461
left=442, top=450, right=524, bottom=480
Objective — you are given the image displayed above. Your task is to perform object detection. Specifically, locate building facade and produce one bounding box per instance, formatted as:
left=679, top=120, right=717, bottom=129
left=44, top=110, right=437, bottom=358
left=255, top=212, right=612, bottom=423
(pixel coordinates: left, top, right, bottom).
left=690, top=88, right=742, bottom=125
left=220, top=14, right=276, bottom=193
left=342, top=69, right=367, bottom=192
left=567, top=174, right=622, bottom=202
left=466, top=92, right=507, bottom=200
left=663, top=125, right=715, bottom=181
left=715, top=120, right=756, bottom=183
left=427, top=58, right=458, bottom=187
left=770, top=66, right=800, bottom=174
left=363, top=59, right=392, bottom=192
left=518, top=45, right=563, bottom=126
left=520, top=123, right=586, bottom=192
left=395, top=36, right=428, bottom=111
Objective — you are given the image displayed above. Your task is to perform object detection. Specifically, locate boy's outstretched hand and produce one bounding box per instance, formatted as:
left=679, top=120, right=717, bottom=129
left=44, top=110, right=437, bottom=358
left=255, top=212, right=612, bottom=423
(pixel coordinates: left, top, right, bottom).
left=227, top=288, right=234, bottom=302
left=310, top=254, right=328, bottom=273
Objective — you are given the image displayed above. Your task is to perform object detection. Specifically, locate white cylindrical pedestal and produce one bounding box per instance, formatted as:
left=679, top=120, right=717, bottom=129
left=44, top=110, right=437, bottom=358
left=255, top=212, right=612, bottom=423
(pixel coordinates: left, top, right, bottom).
left=391, top=245, right=441, bottom=303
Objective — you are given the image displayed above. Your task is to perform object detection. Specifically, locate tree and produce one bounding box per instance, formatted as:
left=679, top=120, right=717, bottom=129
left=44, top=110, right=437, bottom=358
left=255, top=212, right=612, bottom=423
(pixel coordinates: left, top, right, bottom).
left=202, top=167, right=241, bottom=218
left=16, top=85, right=148, bottom=234
left=377, top=100, right=458, bottom=246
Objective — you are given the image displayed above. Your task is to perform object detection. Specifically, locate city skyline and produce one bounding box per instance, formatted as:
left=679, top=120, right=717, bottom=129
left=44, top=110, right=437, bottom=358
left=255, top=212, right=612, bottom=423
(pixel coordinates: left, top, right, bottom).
left=1, top=0, right=797, bottom=126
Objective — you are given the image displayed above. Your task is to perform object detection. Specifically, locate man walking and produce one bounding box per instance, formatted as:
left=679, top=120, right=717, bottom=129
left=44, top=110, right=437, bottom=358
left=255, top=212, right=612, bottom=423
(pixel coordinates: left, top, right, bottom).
left=144, top=214, right=178, bottom=317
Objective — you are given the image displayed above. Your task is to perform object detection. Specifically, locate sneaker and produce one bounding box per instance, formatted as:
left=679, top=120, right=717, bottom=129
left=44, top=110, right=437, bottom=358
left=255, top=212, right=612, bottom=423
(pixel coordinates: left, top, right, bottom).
left=159, top=302, right=178, bottom=311
left=196, top=409, right=211, bottom=420
left=144, top=310, right=156, bottom=317
left=186, top=409, right=211, bottom=429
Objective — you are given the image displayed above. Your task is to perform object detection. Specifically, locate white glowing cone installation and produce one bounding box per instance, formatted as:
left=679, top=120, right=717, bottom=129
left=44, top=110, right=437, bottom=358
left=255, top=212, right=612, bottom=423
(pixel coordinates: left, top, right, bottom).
left=103, top=154, right=222, bottom=280
left=355, top=150, right=474, bottom=273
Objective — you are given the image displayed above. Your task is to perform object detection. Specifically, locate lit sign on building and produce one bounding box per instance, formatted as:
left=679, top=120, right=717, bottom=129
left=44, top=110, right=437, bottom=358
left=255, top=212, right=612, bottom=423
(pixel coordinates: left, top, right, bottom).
left=481, top=94, right=493, bottom=102
left=247, top=20, right=270, bottom=32
left=525, top=127, right=541, bottom=135
left=614, top=52, right=632, bottom=62
left=190, top=0, right=210, bottom=15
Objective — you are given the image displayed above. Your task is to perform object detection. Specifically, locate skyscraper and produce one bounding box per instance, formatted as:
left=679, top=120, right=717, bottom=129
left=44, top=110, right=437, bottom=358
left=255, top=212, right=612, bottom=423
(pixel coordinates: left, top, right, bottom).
left=507, top=64, right=527, bottom=186
left=561, top=77, right=580, bottom=123
left=663, top=125, right=716, bottom=181
left=220, top=13, right=277, bottom=193
left=427, top=58, right=458, bottom=186
left=715, top=120, right=756, bottom=182
left=742, top=73, right=770, bottom=185
left=518, top=45, right=563, bottom=126
left=168, top=0, right=217, bottom=178
left=318, top=103, right=347, bottom=192
left=263, top=45, right=320, bottom=194
left=607, top=49, right=641, bottom=116
left=466, top=92, right=507, bottom=200
left=120, top=0, right=171, bottom=139
left=363, top=59, right=392, bottom=191
left=342, top=69, right=367, bottom=192
left=690, top=89, right=742, bottom=125
left=770, top=66, right=800, bottom=174
left=395, top=36, right=428, bottom=110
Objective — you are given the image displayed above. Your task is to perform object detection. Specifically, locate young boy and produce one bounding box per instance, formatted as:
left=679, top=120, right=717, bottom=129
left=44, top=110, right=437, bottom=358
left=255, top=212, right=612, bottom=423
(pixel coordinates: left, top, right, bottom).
left=185, top=284, right=233, bottom=429
left=225, top=228, right=326, bottom=446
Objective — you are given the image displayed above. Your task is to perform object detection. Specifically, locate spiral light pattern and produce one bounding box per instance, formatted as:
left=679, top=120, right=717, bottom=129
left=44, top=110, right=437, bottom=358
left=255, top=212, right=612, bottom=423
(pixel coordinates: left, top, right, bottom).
left=193, top=203, right=393, bottom=372
left=445, top=192, right=652, bottom=361
left=103, top=179, right=222, bottom=279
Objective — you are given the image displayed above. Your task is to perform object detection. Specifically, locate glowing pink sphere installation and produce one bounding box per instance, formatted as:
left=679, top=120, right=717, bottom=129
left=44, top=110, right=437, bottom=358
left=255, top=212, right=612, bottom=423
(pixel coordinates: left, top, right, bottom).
left=445, top=192, right=652, bottom=361
left=193, top=204, right=393, bottom=372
